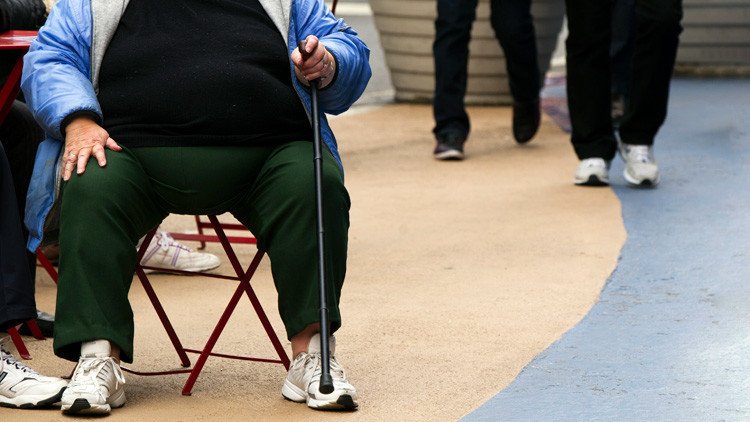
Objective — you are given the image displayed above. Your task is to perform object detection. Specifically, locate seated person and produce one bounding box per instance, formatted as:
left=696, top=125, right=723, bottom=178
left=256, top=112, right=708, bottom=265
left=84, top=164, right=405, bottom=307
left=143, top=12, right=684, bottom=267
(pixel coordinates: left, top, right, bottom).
left=4, top=0, right=218, bottom=340
left=22, top=0, right=370, bottom=416
left=1, top=143, right=67, bottom=408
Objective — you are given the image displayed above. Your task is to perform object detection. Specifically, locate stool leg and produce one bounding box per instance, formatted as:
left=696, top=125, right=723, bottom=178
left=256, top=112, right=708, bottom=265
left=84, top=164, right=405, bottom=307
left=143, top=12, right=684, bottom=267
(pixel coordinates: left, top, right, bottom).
left=36, top=248, right=59, bottom=284
left=181, top=282, right=246, bottom=396
left=7, top=327, right=32, bottom=360
left=25, top=319, right=45, bottom=340
left=242, top=255, right=290, bottom=370
left=194, top=215, right=206, bottom=250
left=209, top=215, right=290, bottom=369
left=136, top=267, right=191, bottom=368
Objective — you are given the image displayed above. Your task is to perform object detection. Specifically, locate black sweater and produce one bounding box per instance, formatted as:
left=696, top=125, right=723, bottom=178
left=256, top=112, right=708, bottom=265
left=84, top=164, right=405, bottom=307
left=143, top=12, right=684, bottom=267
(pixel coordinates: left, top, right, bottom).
left=97, top=0, right=312, bottom=147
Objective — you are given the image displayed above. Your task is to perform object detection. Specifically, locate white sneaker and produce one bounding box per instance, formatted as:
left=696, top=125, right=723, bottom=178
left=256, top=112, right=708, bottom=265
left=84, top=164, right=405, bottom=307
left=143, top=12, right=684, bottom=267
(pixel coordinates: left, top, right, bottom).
left=619, top=143, right=660, bottom=186
left=281, top=334, right=358, bottom=410
left=60, top=341, right=126, bottom=415
left=140, top=230, right=221, bottom=273
left=574, top=158, right=610, bottom=186
left=0, top=337, right=67, bottom=408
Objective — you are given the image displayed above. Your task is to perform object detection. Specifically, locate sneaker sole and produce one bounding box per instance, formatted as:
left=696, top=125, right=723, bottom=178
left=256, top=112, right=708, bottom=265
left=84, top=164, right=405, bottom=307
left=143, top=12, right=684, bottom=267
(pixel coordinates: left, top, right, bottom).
left=575, top=174, right=609, bottom=186
left=0, top=386, right=66, bottom=409
left=62, top=398, right=110, bottom=415
left=61, top=389, right=126, bottom=415
left=281, top=379, right=307, bottom=403
left=307, top=394, right=358, bottom=411
left=434, top=150, right=464, bottom=161
left=282, top=380, right=358, bottom=411
left=623, top=170, right=659, bottom=187
left=142, top=261, right=221, bottom=274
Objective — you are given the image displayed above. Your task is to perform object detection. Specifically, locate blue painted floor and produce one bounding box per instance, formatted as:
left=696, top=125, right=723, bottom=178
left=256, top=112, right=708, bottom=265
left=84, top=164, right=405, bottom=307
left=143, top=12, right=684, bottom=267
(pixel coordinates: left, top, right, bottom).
left=464, top=79, right=750, bottom=421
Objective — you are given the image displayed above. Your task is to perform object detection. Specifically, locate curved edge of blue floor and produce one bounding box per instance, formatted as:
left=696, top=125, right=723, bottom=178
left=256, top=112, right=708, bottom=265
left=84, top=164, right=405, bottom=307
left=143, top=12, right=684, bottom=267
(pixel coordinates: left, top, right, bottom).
left=463, top=79, right=750, bottom=421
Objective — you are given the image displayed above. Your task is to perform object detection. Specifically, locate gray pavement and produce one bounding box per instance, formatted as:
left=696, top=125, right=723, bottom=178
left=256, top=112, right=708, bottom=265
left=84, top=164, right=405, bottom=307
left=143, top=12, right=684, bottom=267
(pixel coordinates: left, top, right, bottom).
left=463, top=78, right=750, bottom=420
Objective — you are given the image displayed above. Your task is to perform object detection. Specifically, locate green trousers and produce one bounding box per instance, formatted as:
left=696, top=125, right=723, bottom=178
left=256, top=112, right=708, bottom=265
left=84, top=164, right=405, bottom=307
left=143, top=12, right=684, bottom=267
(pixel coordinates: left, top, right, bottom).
left=55, top=142, right=350, bottom=363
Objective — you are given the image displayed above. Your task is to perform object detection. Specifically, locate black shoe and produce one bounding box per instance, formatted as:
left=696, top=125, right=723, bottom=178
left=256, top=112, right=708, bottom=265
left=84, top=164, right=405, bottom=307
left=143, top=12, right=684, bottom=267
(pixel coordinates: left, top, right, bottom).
left=512, top=99, right=541, bottom=144
left=18, top=310, right=54, bottom=337
left=433, top=132, right=466, bottom=160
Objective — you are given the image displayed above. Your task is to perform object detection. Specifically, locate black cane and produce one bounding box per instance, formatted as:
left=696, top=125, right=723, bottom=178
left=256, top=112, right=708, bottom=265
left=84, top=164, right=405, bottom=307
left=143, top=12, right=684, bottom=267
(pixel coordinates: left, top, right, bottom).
left=298, top=39, right=334, bottom=395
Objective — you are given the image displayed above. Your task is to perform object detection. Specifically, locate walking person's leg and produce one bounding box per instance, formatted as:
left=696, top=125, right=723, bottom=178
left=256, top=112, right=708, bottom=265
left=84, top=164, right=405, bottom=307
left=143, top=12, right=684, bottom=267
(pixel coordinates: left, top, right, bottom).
left=619, top=0, right=683, bottom=145
left=432, top=0, right=479, bottom=159
left=490, top=0, right=542, bottom=143
left=610, top=0, right=636, bottom=123
left=617, top=0, right=683, bottom=186
left=565, top=0, right=616, bottom=185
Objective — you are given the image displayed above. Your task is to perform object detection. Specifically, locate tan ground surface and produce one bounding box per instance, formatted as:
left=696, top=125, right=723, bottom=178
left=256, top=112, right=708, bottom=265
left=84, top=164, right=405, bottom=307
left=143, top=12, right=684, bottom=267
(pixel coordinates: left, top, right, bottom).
left=8, top=104, right=625, bottom=421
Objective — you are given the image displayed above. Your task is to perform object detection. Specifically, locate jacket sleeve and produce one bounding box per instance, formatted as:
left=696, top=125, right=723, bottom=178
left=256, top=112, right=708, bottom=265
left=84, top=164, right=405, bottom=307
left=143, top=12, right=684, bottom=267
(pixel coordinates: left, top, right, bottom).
left=21, top=0, right=101, bottom=140
left=296, top=0, right=371, bottom=115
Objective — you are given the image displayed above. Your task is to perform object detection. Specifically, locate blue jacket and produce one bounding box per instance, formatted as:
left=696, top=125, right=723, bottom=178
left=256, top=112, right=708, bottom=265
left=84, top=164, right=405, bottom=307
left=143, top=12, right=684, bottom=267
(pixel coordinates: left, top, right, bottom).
left=21, top=0, right=371, bottom=251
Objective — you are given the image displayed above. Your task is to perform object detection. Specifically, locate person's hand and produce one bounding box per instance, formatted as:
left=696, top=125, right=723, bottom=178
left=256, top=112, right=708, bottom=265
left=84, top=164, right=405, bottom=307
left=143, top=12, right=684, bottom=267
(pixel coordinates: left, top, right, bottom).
left=292, top=35, right=336, bottom=88
left=62, top=116, right=121, bottom=181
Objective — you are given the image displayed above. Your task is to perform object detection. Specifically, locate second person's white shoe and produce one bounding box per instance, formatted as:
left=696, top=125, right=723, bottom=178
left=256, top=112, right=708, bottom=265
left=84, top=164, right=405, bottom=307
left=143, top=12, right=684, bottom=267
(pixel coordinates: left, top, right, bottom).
left=620, top=143, right=660, bottom=186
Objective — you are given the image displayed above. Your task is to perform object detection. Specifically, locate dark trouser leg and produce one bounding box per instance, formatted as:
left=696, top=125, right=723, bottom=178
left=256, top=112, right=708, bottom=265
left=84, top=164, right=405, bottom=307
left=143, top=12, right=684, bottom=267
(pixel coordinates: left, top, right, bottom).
left=0, top=101, right=45, bottom=281
left=231, top=142, right=350, bottom=340
left=55, top=148, right=167, bottom=363
left=432, top=0, right=478, bottom=137
left=618, top=0, right=683, bottom=145
left=0, top=144, right=36, bottom=331
left=611, top=0, right=636, bottom=100
left=565, top=0, right=617, bottom=160
left=489, top=0, right=541, bottom=104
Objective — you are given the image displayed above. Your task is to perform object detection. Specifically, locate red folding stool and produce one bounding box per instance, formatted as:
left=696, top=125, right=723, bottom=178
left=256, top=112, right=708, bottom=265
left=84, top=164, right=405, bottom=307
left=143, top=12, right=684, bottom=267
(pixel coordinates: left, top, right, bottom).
left=125, top=215, right=290, bottom=395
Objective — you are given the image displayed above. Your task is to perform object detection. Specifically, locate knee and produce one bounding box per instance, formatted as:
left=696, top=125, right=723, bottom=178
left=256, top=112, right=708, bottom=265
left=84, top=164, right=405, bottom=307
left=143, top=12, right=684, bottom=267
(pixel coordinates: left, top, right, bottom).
left=322, top=165, right=350, bottom=215
left=61, top=162, right=128, bottom=218
left=285, top=161, right=348, bottom=213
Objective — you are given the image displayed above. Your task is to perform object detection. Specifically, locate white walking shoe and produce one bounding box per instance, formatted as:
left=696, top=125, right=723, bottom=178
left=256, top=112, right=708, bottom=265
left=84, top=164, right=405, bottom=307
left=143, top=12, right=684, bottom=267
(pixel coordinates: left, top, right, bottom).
left=619, top=143, right=660, bottom=186
left=0, top=337, right=67, bottom=408
left=281, top=334, right=358, bottom=410
left=574, top=158, right=610, bottom=186
left=140, top=230, right=221, bottom=273
left=60, top=341, right=126, bottom=415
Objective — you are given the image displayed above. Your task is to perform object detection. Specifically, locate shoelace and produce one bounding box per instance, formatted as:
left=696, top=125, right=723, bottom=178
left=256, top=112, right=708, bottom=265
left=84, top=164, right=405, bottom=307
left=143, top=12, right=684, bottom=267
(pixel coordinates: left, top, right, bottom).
left=628, top=145, right=652, bottom=163
left=0, top=346, right=39, bottom=375
left=156, top=231, right=193, bottom=253
left=306, top=353, right=346, bottom=380
left=70, top=357, right=126, bottom=391
left=329, top=357, right=347, bottom=379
